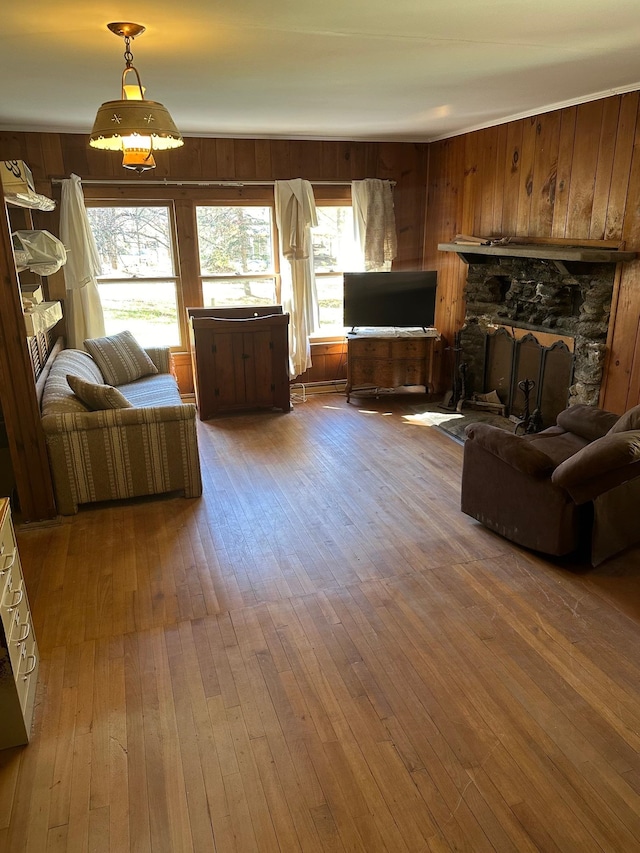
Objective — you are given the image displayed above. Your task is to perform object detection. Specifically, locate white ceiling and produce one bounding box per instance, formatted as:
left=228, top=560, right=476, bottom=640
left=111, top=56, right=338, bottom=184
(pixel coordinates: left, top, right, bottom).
left=2, top=1, right=640, bottom=143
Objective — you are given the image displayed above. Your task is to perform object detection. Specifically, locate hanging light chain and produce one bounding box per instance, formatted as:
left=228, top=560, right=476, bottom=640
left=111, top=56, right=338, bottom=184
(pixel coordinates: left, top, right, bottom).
left=123, top=35, right=135, bottom=69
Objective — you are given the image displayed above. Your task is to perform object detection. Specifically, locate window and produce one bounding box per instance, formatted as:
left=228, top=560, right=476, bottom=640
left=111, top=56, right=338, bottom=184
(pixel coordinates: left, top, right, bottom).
left=196, top=205, right=278, bottom=308
left=312, top=205, right=359, bottom=332
left=87, top=205, right=181, bottom=347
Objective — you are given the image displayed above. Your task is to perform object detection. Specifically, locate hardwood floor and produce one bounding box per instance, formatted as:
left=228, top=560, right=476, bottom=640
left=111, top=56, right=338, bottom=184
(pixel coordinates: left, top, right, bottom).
left=2, top=393, right=640, bottom=852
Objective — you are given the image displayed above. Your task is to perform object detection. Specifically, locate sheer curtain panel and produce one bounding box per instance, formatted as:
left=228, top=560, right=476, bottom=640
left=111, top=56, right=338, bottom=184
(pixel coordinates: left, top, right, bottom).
left=60, top=174, right=105, bottom=349
left=351, top=178, right=398, bottom=271
left=274, top=179, right=319, bottom=378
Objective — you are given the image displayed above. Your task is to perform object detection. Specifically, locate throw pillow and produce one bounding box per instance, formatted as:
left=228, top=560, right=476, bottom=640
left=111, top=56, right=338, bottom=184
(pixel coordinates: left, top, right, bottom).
left=84, top=330, right=158, bottom=386
left=66, top=374, right=133, bottom=411
left=608, top=403, right=640, bottom=434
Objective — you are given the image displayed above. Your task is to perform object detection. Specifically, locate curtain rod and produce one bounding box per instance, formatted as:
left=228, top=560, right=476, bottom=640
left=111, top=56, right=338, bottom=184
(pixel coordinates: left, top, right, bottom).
left=50, top=178, right=395, bottom=188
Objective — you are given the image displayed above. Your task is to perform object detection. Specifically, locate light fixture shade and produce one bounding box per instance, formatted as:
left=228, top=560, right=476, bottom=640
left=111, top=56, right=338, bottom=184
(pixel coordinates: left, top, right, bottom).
left=89, top=98, right=183, bottom=152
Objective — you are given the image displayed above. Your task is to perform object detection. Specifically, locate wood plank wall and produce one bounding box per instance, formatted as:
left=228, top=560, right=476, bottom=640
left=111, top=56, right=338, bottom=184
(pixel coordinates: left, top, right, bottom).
left=424, top=92, right=640, bottom=414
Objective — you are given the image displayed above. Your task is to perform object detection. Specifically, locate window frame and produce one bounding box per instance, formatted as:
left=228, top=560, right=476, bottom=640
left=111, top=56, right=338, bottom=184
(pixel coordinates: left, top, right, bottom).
left=82, top=184, right=354, bottom=352
left=195, top=201, right=282, bottom=311
left=85, top=198, right=186, bottom=350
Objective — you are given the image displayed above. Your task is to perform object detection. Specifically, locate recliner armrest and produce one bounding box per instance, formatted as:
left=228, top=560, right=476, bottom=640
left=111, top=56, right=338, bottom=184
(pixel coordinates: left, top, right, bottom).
left=552, top=429, right=640, bottom=503
left=464, top=423, right=555, bottom=478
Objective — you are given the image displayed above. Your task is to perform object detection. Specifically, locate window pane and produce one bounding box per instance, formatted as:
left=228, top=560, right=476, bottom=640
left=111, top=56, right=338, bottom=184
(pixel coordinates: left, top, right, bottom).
left=312, top=207, right=358, bottom=273
left=97, top=281, right=180, bottom=347
left=197, top=206, right=274, bottom=275
left=315, top=275, right=345, bottom=329
left=87, top=206, right=174, bottom=277
left=202, top=278, right=277, bottom=308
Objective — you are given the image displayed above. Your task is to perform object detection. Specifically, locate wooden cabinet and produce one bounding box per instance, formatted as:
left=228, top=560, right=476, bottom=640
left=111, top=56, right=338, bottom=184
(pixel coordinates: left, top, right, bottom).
left=189, top=307, right=291, bottom=419
left=346, top=334, right=438, bottom=402
left=0, top=498, right=39, bottom=748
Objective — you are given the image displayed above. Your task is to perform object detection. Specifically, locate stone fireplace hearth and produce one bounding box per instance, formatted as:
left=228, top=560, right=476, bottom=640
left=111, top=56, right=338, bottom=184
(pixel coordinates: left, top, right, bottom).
left=456, top=256, right=616, bottom=425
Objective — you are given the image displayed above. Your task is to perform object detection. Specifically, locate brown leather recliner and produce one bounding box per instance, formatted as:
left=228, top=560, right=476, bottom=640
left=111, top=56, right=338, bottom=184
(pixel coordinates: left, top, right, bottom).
left=461, top=403, right=640, bottom=565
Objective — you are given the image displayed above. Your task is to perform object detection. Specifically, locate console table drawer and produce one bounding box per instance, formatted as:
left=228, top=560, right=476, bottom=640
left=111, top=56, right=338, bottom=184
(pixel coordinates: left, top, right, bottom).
left=348, top=338, right=391, bottom=357
left=390, top=338, right=428, bottom=358
left=346, top=333, right=438, bottom=402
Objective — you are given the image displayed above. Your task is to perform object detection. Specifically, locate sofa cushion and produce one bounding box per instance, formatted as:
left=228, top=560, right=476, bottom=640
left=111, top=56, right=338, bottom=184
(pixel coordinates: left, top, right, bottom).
left=84, top=330, right=158, bottom=386
left=608, top=403, right=640, bottom=434
left=117, top=373, right=183, bottom=407
left=66, top=374, right=133, bottom=411
left=41, top=349, right=103, bottom=415
left=556, top=403, right=619, bottom=442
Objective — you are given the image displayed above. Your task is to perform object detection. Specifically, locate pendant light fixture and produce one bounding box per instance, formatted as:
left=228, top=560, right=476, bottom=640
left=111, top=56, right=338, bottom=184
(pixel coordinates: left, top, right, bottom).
left=89, top=22, right=183, bottom=173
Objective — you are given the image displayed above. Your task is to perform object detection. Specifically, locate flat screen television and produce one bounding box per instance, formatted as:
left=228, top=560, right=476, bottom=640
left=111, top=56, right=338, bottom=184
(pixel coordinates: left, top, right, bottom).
left=343, top=270, right=437, bottom=330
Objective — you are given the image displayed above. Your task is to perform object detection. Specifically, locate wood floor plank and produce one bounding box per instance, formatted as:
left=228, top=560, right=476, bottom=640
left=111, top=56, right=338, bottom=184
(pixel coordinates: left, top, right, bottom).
left=2, top=394, right=640, bottom=851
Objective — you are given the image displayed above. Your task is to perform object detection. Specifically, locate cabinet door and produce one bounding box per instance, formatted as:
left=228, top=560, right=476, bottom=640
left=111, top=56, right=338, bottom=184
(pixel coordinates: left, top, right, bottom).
left=211, top=331, right=247, bottom=409
left=243, top=330, right=274, bottom=407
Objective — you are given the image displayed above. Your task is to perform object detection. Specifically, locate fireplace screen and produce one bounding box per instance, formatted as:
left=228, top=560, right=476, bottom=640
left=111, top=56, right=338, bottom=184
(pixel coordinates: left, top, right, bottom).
left=483, top=329, right=574, bottom=428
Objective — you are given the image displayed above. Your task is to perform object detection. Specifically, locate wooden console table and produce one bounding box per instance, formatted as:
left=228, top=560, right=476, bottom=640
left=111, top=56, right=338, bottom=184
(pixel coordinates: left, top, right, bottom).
left=346, top=332, right=438, bottom=402
left=188, top=306, right=291, bottom=420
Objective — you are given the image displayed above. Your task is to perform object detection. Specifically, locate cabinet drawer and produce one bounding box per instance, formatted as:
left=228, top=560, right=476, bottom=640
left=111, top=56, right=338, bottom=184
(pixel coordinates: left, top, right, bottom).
left=15, top=632, right=38, bottom=713
left=1, top=562, right=22, bottom=622
left=7, top=594, right=31, bottom=672
left=348, top=339, right=391, bottom=357
left=0, top=534, right=18, bottom=604
left=390, top=339, right=427, bottom=358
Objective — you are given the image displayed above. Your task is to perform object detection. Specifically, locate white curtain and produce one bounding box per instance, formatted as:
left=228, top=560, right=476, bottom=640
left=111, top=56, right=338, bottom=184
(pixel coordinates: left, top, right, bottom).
left=351, top=178, right=398, bottom=271
left=60, top=174, right=105, bottom=349
left=274, top=179, right=318, bottom=378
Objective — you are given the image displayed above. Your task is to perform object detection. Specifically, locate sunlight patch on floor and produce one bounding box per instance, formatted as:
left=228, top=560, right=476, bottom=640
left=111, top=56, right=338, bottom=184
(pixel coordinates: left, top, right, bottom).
left=403, top=410, right=464, bottom=427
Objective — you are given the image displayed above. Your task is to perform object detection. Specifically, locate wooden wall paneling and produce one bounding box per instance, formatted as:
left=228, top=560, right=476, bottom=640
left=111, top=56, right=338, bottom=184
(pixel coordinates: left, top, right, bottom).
left=425, top=136, right=467, bottom=357
left=461, top=132, right=479, bottom=237
left=392, top=144, right=428, bottom=270
left=490, top=124, right=508, bottom=237
left=234, top=140, right=258, bottom=180
left=589, top=97, right=621, bottom=239
left=478, top=126, right=499, bottom=238
left=604, top=92, right=639, bottom=242
left=601, top=263, right=640, bottom=412
left=289, top=141, right=323, bottom=181
left=269, top=141, right=292, bottom=179
left=168, top=137, right=203, bottom=179
left=254, top=140, right=273, bottom=179
left=529, top=112, right=561, bottom=237
left=199, top=139, right=220, bottom=179
left=320, top=142, right=339, bottom=179
left=625, top=318, right=640, bottom=409
left=550, top=107, right=577, bottom=238
left=0, top=201, right=57, bottom=520
left=563, top=100, right=605, bottom=239
left=215, top=139, right=236, bottom=178
left=172, top=352, right=195, bottom=396
left=500, top=120, right=524, bottom=236
left=603, top=110, right=640, bottom=411
left=39, top=134, right=65, bottom=180
left=335, top=142, right=357, bottom=182
left=515, top=117, right=538, bottom=236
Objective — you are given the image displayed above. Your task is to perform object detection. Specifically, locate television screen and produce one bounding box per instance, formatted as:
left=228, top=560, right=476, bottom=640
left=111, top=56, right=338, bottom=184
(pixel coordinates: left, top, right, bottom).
left=343, top=270, right=437, bottom=330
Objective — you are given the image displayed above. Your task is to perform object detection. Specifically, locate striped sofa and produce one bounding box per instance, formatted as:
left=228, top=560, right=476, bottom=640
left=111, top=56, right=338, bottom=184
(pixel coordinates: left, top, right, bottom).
left=41, top=347, right=202, bottom=515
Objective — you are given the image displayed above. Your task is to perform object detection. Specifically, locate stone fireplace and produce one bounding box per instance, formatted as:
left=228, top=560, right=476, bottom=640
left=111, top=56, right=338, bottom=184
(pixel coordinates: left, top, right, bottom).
left=454, top=255, right=616, bottom=426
